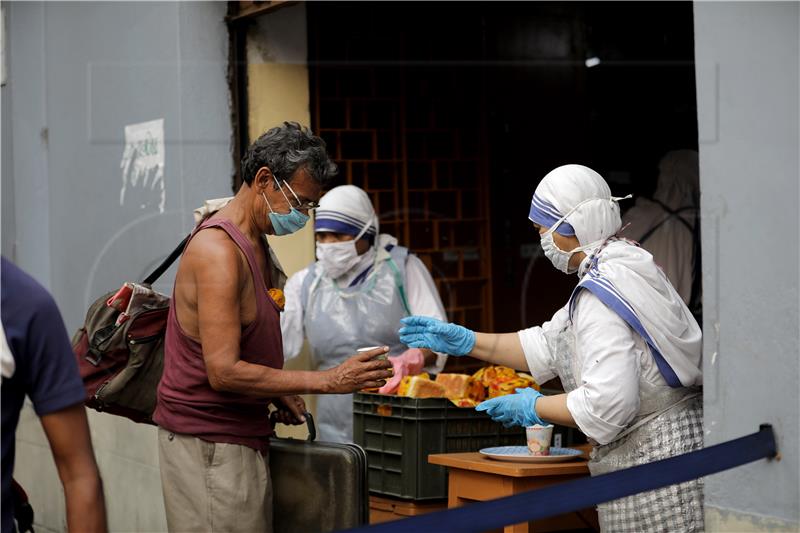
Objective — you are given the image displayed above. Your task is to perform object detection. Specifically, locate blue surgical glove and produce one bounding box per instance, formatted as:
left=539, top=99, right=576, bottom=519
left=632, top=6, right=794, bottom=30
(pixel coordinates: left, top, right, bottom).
left=398, top=316, right=476, bottom=356
left=475, top=388, right=545, bottom=428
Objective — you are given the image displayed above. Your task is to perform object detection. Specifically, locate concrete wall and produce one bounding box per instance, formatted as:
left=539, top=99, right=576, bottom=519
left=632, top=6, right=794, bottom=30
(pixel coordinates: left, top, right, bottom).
left=245, top=3, right=319, bottom=438
left=4, top=2, right=232, bottom=531
left=694, top=2, right=799, bottom=530
left=246, top=3, right=314, bottom=275
left=1, top=3, right=14, bottom=259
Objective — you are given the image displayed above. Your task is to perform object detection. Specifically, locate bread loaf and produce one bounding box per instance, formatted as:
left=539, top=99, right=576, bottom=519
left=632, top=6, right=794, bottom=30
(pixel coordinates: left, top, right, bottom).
left=400, top=375, right=446, bottom=398
left=435, top=373, right=472, bottom=399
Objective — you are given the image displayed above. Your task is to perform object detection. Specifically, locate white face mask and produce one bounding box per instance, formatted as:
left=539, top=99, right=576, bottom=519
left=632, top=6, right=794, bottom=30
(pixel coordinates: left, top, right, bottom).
left=315, top=215, right=375, bottom=280
left=540, top=231, right=579, bottom=274
left=316, top=240, right=362, bottom=279
left=540, top=197, right=608, bottom=275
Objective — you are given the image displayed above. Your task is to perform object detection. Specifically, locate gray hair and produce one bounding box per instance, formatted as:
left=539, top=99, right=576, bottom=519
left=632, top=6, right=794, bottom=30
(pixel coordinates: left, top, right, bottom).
left=241, top=121, right=337, bottom=188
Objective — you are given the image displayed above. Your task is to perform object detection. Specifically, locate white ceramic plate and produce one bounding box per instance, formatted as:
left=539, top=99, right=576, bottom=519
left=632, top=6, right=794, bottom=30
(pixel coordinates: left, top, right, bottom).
left=479, top=446, right=584, bottom=463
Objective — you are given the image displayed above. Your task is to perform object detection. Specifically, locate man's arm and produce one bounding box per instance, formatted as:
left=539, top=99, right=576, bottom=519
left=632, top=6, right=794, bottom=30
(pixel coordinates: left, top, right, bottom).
left=191, top=233, right=391, bottom=396
left=40, top=404, right=107, bottom=533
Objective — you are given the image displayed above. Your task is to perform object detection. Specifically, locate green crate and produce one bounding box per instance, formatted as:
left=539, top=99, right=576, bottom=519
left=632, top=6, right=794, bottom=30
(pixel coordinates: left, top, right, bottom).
left=352, top=392, right=525, bottom=500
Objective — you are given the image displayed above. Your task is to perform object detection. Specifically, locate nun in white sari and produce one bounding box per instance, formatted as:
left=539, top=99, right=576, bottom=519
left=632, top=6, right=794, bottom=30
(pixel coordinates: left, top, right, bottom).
left=399, top=164, right=704, bottom=532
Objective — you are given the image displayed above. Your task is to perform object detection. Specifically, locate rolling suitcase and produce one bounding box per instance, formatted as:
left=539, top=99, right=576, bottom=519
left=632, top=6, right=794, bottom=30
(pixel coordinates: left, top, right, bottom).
left=270, top=413, right=369, bottom=533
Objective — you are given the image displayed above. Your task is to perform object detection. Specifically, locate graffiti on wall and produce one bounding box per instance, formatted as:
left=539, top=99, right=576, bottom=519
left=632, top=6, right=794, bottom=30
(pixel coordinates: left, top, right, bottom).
left=120, top=118, right=165, bottom=212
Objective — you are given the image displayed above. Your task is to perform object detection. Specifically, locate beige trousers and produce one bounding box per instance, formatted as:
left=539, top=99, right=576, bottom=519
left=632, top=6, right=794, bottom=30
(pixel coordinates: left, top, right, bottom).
left=158, top=428, right=272, bottom=533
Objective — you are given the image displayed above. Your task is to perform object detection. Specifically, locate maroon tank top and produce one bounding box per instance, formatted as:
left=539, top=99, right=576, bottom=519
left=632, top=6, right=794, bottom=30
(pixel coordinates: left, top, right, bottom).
left=153, top=218, right=284, bottom=453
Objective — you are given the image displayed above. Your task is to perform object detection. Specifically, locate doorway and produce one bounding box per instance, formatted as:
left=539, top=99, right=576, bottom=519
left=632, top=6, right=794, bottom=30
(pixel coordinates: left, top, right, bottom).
left=307, top=2, right=698, bottom=340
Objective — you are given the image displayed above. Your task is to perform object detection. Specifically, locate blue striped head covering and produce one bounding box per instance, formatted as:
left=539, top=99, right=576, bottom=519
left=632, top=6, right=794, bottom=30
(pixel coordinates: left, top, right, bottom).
left=528, top=164, right=622, bottom=246
left=529, top=194, right=576, bottom=236
left=314, top=185, right=377, bottom=240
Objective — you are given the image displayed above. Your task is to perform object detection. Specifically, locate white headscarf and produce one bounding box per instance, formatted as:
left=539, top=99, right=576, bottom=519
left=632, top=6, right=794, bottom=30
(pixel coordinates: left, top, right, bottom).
left=313, top=185, right=399, bottom=284
left=529, top=164, right=623, bottom=250
left=530, top=164, right=702, bottom=388
left=314, top=185, right=378, bottom=239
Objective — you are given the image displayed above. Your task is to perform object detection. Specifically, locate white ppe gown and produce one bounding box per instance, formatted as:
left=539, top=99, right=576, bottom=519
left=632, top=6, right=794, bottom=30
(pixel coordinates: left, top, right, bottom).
left=282, top=243, right=446, bottom=443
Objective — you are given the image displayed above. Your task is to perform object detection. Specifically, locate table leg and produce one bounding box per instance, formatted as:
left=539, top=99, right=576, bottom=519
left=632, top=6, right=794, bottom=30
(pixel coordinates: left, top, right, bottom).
left=504, top=521, right=530, bottom=533
left=447, top=474, right=464, bottom=508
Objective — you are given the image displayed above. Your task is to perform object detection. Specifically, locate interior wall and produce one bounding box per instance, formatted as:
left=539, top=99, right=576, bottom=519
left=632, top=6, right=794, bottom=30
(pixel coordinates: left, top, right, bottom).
left=694, top=2, right=799, bottom=529
left=307, top=2, right=494, bottom=350
left=244, top=2, right=317, bottom=437
left=485, top=2, right=698, bottom=333
left=6, top=2, right=232, bottom=531
left=304, top=2, right=700, bottom=339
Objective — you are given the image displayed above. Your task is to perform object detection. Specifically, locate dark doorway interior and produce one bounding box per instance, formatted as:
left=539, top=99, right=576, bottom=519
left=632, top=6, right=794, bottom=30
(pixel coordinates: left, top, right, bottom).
left=307, top=2, right=698, bottom=340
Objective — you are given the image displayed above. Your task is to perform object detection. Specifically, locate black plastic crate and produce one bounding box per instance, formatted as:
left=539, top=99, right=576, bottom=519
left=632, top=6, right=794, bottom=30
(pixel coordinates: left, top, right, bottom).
left=352, top=392, right=525, bottom=500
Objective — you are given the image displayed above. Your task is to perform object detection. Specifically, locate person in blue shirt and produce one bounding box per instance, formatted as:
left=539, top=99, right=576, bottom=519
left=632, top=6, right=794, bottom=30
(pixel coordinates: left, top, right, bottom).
left=1, top=257, right=107, bottom=533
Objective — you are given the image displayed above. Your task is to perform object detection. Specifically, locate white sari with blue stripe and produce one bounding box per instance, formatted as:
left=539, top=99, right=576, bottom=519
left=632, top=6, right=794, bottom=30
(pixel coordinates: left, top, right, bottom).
left=570, top=239, right=702, bottom=389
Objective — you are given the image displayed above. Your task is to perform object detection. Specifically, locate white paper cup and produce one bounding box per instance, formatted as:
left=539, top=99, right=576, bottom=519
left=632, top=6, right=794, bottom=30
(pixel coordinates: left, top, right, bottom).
left=526, top=424, right=554, bottom=456
left=357, top=346, right=388, bottom=361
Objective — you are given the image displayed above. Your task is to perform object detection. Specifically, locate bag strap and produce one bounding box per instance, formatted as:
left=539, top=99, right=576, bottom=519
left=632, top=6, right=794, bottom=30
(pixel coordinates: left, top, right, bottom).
left=142, top=234, right=191, bottom=285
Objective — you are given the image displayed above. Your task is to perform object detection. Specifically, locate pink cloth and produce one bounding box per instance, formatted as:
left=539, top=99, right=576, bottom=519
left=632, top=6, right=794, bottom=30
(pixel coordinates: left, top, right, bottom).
left=378, top=348, right=425, bottom=394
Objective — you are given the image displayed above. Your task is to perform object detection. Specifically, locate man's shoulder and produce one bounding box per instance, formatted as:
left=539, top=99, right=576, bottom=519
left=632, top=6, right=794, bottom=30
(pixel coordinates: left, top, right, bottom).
left=2, top=258, right=48, bottom=297
left=184, top=228, right=244, bottom=273
left=187, top=225, right=237, bottom=251
left=1, top=259, right=59, bottom=328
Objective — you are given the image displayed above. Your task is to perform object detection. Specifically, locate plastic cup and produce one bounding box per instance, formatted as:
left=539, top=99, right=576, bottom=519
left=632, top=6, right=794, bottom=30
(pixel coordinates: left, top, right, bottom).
left=526, top=424, right=554, bottom=456
left=357, top=347, right=392, bottom=391
left=357, top=346, right=388, bottom=361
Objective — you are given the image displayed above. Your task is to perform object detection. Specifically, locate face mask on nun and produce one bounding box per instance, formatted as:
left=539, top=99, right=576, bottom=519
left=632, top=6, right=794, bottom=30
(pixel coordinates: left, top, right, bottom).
left=539, top=198, right=609, bottom=275
left=316, top=218, right=373, bottom=279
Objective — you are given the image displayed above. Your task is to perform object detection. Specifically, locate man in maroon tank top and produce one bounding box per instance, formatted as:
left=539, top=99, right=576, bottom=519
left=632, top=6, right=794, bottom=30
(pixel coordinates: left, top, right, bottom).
left=153, top=122, right=393, bottom=533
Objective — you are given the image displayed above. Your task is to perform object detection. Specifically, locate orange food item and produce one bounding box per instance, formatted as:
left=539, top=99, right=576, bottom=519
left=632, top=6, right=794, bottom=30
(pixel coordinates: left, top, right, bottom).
left=401, top=375, right=446, bottom=399
left=471, top=365, right=540, bottom=399
left=435, top=373, right=472, bottom=399
left=267, top=288, right=285, bottom=310
left=466, top=379, right=486, bottom=402
left=476, top=365, right=517, bottom=388
left=488, top=378, right=525, bottom=398
left=386, top=365, right=538, bottom=408
left=517, top=372, right=540, bottom=391
left=397, top=373, right=429, bottom=397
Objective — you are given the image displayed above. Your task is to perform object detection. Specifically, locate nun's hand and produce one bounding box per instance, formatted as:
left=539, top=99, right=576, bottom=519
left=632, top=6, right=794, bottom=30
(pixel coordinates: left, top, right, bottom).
left=398, top=316, right=476, bottom=356
left=476, top=388, right=545, bottom=428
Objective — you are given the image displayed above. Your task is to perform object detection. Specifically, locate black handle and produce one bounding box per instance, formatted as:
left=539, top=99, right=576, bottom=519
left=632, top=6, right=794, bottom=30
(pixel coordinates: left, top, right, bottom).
left=304, top=412, right=316, bottom=442
left=270, top=410, right=316, bottom=442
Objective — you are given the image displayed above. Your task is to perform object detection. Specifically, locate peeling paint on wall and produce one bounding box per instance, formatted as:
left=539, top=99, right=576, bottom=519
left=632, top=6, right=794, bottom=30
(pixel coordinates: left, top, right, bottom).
left=120, top=118, right=165, bottom=212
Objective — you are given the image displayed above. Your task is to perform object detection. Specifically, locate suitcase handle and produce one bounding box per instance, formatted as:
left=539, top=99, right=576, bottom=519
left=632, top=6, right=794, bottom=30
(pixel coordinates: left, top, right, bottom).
left=270, top=411, right=316, bottom=442
left=303, top=412, right=316, bottom=442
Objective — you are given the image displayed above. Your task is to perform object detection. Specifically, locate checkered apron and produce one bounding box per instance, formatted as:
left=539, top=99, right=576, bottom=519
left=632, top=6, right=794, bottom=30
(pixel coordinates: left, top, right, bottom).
left=545, top=325, right=704, bottom=533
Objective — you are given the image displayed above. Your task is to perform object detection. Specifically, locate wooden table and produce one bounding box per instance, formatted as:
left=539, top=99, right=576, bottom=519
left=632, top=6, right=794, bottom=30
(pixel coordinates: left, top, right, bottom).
left=369, top=495, right=447, bottom=524
left=428, top=446, right=598, bottom=533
